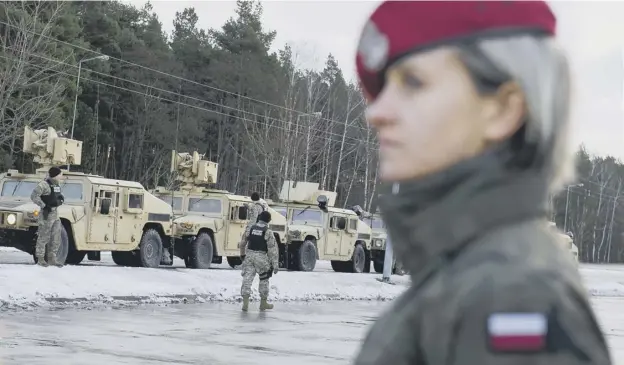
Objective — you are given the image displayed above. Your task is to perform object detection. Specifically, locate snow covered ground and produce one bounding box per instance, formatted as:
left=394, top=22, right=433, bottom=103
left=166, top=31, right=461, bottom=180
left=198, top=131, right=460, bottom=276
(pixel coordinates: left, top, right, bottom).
left=3, top=246, right=624, bottom=311
left=0, top=248, right=410, bottom=310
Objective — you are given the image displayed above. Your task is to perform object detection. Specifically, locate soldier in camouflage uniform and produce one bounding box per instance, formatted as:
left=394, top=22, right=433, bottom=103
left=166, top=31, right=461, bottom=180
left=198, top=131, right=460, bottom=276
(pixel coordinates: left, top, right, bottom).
left=240, top=211, right=279, bottom=311
left=239, top=192, right=269, bottom=256
left=30, top=166, right=65, bottom=267
left=352, top=1, right=611, bottom=364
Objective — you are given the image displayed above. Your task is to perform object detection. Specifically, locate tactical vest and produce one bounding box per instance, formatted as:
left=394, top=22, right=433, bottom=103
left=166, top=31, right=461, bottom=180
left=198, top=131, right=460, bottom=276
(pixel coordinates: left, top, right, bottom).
left=40, top=179, right=62, bottom=208
left=247, top=222, right=268, bottom=252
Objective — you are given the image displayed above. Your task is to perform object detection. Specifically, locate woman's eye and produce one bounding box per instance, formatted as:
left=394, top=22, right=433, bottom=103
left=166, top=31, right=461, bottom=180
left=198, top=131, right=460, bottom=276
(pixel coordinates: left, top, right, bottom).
left=402, top=74, right=423, bottom=89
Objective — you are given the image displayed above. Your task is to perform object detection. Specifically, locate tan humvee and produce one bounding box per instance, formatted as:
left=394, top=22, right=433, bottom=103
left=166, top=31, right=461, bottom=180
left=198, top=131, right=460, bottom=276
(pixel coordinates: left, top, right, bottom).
left=0, top=126, right=174, bottom=268
left=548, top=221, right=579, bottom=263
left=150, top=150, right=287, bottom=269
left=269, top=181, right=373, bottom=273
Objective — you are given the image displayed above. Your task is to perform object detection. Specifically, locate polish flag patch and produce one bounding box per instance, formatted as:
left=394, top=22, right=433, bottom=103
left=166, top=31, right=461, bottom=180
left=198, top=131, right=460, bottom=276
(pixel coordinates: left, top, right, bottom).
left=487, top=312, right=548, bottom=352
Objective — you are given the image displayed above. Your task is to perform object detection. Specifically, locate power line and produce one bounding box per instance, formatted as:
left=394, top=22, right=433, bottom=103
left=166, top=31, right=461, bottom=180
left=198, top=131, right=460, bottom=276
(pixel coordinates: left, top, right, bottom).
left=0, top=53, right=376, bottom=153
left=1, top=46, right=373, bottom=144
left=0, top=18, right=366, bottom=129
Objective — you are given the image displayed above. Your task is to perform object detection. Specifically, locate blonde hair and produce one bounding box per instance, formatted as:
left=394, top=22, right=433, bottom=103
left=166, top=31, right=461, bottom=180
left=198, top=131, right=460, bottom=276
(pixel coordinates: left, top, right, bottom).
left=458, top=35, right=575, bottom=193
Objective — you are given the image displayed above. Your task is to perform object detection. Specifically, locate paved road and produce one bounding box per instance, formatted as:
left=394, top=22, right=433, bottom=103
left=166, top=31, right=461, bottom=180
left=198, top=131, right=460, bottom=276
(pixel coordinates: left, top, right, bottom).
left=0, top=301, right=383, bottom=365
left=1, top=295, right=624, bottom=364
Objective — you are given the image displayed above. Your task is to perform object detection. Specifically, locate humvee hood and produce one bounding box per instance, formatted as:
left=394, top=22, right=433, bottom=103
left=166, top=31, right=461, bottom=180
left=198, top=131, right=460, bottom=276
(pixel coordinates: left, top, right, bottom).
left=0, top=200, right=38, bottom=212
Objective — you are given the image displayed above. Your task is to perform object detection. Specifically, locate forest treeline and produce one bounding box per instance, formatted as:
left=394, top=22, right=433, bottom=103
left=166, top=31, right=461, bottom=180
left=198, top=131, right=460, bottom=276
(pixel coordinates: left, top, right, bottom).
left=0, top=1, right=622, bottom=263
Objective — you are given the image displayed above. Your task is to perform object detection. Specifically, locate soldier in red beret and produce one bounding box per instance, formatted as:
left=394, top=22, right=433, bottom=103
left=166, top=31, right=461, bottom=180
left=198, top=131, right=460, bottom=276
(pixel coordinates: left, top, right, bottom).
left=355, top=1, right=611, bottom=364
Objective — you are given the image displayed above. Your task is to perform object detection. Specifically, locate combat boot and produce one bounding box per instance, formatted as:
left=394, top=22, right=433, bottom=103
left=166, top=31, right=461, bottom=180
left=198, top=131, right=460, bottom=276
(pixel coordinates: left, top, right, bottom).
left=36, top=257, right=48, bottom=267
left=259, top=297, right=274, bottom=311
left=241, top=295, right=250, bottom=312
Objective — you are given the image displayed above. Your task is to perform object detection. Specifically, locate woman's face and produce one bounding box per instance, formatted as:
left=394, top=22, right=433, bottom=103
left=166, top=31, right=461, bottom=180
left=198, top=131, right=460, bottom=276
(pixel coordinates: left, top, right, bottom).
left=366, top=47, right=523, bottom=182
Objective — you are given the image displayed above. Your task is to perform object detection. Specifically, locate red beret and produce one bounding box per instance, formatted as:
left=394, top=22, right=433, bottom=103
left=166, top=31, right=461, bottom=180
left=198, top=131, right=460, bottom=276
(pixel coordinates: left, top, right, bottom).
left=356, top=1, right=556, bottom=101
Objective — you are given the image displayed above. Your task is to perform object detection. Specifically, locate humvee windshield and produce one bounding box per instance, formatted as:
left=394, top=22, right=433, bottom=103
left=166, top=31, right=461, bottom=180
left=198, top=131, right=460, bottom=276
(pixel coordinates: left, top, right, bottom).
left=291, top=208, right=322, bottom=224
left=1, top=180, right=83, bottom=200
left=273, top=207, right=287, bottom=218
left=369, top=217, right=384, bottom=229
left=188, top=197, right=222, bottom=214
left=156, top=194, right=183, bottom=210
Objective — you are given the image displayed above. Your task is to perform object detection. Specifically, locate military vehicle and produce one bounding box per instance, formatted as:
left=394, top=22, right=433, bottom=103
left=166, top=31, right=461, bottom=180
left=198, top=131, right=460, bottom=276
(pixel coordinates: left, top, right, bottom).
left=269, top=181, right=373, bottom=273
left=362, top=212, right=389, bottom=273
left=351, top=208, right=405, bottom=275
left=151, top=150, right=288, bottom=269
left=0, top=126, right=175, bottom=268
left=548, top=221, right=579, bottom=263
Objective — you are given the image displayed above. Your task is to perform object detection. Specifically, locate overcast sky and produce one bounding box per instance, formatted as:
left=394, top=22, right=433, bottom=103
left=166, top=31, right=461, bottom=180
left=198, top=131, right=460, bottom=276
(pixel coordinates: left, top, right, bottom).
left=127, top=0, right=624, bottom=160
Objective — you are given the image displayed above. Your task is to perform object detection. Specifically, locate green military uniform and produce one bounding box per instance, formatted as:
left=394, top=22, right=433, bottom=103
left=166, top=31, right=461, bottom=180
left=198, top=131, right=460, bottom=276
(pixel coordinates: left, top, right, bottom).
left=353, top=151, right=611, bottom=364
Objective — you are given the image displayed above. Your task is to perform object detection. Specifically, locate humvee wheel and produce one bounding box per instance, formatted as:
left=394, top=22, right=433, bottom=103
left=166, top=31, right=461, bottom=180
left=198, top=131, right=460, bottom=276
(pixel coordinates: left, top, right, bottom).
left=65, top=251, right=86, bottom=265
left=138, top=229, right=163, bottom=268
left=187, top=233, right=214, bottom=269
left=32, top=223, right=69, bottom=265
left=112, top=251, right=137, bottom=266
left=349, top=243, right=366, bottom=273
left=373, top=260, right=384, bottom=273
left=227, top=256, right=242, bottom=268
left=297, top=240, right=317, bottom=272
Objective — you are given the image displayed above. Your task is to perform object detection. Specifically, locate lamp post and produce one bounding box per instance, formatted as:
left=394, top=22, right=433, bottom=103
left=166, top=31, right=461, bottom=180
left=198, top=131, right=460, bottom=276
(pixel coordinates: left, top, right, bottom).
left=563, top=183, right=584, bottom=232
left=68, top=55, right=109, bottom=170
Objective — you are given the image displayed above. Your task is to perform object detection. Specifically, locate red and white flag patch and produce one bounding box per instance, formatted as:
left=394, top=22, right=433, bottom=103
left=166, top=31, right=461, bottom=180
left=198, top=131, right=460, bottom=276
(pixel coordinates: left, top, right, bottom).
left=487, top=312, right=548, bottom=352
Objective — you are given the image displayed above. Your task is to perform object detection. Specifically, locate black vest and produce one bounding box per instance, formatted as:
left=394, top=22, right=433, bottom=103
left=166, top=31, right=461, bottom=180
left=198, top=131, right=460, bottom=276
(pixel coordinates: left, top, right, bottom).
left=40, top=179, right=62, bottom=208
left=247, top=222, right=268, bottom=252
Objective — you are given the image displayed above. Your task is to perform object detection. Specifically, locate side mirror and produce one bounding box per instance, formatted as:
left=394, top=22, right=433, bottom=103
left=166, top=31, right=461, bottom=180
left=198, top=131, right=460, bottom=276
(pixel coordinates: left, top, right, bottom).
left=337, top=217, right=347, bottom=230
left=100, top=198, right=111, bottom=215
left=238, top=205, right=248, bottom=220
left=317, top=194, right=328, bottom=212
left=566, top=231, right=574, bottom=239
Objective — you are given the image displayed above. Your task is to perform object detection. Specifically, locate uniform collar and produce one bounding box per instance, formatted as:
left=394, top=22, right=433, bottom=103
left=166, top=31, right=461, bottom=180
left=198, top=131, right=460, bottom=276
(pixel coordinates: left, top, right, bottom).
left=379, top=147, right=550, bottom=278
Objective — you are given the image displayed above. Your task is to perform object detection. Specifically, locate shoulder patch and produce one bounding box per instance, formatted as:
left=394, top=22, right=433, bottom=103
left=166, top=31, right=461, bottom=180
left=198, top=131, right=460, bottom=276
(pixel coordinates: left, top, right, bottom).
left=487, top=312, right=547, bottom=352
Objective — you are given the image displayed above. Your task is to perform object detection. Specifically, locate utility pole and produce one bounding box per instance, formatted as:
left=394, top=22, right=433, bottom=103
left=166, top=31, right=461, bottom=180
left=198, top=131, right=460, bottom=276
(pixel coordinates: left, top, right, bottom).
left=69, top=55, right=109, bottom=171
left=564, top=183, right=583, bottom=232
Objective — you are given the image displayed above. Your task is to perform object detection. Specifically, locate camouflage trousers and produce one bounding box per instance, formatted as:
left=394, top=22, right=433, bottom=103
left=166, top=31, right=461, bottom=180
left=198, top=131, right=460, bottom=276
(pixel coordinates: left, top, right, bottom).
left=36, top=209, right=61, bottom=261
left=240, top=250, right=272, bottom=298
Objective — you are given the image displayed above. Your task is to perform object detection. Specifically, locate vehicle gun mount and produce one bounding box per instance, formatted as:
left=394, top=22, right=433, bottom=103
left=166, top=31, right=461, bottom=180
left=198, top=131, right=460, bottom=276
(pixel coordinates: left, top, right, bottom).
left=279, top=180, right=337, bottom=207
left=23, top=126, right=82, bottom=170
left=170, top=150, right=218, bottom=189
left=351, top=205, right=372, bottom=219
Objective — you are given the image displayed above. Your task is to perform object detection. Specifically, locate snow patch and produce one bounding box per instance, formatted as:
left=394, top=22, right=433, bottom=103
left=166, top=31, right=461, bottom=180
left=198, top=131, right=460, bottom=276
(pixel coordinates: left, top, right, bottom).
left=0, top=261, right=410, bottom=311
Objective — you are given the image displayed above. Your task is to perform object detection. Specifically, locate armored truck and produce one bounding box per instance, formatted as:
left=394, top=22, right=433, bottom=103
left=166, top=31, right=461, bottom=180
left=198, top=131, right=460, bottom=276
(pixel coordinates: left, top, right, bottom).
left=362, top=213, right=389, bottom=273
left=151, top=150, right=288, bottom=269
left=270, top=181, right=373, bottom=273
left=548, top=221, right=579, bottom=263
left=0, top=126, right=175, bottom=268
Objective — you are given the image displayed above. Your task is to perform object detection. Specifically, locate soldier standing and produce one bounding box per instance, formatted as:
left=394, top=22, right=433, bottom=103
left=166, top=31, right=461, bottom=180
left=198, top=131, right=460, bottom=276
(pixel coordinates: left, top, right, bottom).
left=239, top=192, right=269, bottom=257
left=30, top=166, right=65, bottom=267
left=352, top=1, right=611, bottom=364
left=240, top=211, right=279, bottom=312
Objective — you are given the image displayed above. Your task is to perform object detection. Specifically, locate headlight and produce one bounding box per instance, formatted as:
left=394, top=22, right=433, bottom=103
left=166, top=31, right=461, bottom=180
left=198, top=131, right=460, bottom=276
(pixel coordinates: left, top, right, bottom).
left=6, top=213, right=16, bottom=225
left=375, top=239, right=383, bottom=247
left=179, top=222, right=193, bottom=229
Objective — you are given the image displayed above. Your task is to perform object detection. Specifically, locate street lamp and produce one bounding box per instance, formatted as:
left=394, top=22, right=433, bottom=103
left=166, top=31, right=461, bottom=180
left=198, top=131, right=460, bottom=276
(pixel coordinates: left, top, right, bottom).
left=68, top=55, right=109, bottom=171
left=303, top=112, right=322, bottom=181
left=563, top=182, right=584, bottom=232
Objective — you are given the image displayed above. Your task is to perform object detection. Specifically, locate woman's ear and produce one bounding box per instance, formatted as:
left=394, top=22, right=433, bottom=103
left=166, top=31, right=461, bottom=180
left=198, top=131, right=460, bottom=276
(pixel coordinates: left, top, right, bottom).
left=482, top=81, right=527, bottom=142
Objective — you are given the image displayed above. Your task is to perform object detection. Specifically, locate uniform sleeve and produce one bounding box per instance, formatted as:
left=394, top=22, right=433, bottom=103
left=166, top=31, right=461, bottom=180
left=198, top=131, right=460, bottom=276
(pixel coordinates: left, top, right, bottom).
left=240, top=224, right=251, bottom=256
left=265, top=228, right=279, bottom=268
left=441, top=273, right=612, bottom=365
left=30, top=182, right=48, bottom=209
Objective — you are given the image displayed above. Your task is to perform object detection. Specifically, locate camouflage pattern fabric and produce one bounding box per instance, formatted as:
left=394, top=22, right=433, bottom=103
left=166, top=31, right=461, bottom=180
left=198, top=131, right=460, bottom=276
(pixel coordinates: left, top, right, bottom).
left=240, top=223, right=279, bottom=298
left=239, top=198, right=270, bottom=254
left=30, top=180, right=62, bottom=264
